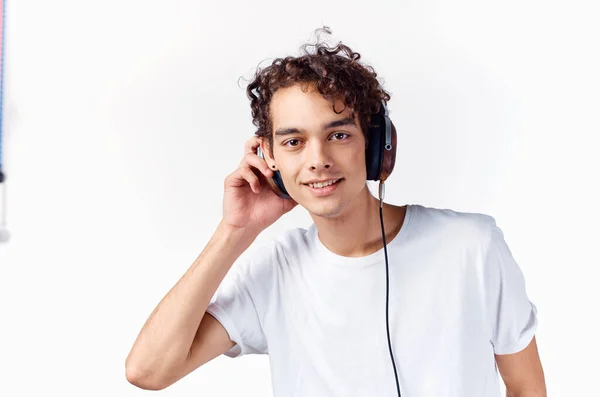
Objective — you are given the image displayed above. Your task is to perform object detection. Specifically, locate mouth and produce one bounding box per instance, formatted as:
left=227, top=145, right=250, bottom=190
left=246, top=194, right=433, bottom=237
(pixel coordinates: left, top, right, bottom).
left=304, top=178, right=343, bottom=196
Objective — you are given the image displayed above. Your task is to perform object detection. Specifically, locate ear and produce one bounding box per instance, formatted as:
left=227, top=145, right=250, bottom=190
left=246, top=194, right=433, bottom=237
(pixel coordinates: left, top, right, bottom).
left=260, top=138, right=277, bottom=169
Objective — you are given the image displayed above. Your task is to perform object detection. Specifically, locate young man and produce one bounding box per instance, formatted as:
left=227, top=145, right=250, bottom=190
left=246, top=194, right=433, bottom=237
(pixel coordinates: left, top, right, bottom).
left=125, top=34, right=546, bottom=396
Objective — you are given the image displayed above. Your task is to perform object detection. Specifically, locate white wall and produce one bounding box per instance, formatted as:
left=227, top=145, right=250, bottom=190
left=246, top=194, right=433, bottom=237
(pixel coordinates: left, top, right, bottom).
left=0, top=0, right=598, bottom=396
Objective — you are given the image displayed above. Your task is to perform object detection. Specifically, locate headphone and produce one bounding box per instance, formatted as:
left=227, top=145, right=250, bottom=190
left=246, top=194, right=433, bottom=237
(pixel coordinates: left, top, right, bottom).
left=256, top=100, right=397, bottom=198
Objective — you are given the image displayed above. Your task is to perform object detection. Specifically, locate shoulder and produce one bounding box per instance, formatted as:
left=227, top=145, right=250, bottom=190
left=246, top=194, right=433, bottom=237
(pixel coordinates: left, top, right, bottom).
left=273, top=226, right=313, bottom=252
left=411, top=203, right=496, bottom=245
left=235, top=226, right=313, bottom=277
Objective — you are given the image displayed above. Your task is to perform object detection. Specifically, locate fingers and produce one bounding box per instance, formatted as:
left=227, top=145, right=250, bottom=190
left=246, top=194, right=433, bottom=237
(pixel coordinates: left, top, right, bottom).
left=241, top=152, right=273, bottom=177
left=224, top=166, right=262, bottom=194
left=239, top=167, right=262, bottom=194
left=225, top=136, right=274, bottom=195
left=245, top=136, right=263, bottom=154
left=240, top=137, right=273, bottom=177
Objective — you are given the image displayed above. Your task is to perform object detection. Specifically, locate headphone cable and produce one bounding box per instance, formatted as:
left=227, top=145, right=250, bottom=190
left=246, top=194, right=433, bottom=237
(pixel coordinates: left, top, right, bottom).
left=378, top=181, right=402, bottom=397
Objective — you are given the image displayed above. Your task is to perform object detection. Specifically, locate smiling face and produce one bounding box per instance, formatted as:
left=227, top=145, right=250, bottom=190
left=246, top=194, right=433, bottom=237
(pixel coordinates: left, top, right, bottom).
left=262, top=83, right=370, bottom=219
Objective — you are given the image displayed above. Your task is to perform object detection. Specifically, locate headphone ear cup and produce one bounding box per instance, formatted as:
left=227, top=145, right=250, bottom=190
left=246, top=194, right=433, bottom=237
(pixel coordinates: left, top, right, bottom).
left=270, top=170, right=291, bottom=199
left=365, top=113, right=385, bottom=180
left=380, top=119, right=397, bottom=182
left=256, top=146, right=292, bottom=199
left=365, top=113, right=397, bottom=182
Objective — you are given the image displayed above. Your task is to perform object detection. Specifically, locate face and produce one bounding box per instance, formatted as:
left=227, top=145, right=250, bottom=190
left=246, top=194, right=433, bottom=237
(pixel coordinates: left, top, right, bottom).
left=263, top=83, right=370, bottom=219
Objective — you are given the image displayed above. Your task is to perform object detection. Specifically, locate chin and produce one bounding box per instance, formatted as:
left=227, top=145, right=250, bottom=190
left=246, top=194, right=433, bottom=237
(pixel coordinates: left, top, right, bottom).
left=306, top=201, right=350, bottom=220
left=293, top=194, right=343, bottom=219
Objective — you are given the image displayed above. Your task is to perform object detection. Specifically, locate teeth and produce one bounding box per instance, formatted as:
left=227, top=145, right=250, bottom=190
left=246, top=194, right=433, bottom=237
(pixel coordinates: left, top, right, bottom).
left=309, top=179, right=339, bottom=189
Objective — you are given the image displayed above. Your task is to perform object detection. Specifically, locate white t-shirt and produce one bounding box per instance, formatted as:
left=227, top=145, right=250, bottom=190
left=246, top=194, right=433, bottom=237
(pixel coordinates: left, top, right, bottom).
left=206, top=203, right=538, bottom=397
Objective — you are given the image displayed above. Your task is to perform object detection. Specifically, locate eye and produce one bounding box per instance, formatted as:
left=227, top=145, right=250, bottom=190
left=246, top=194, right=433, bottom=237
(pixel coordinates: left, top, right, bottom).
left=331, top=132, right=349, bottom=140
left=283, top=139, right=300, bottom=147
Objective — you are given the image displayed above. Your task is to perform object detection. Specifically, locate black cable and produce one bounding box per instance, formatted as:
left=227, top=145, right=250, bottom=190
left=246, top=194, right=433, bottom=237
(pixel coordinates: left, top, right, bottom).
left=378, top=183, right=402, bottom=397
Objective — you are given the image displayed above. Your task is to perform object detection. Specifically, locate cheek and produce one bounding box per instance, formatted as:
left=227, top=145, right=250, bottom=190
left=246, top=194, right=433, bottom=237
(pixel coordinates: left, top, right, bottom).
left=277, top=162, right=299, bottom=186
left=346, top=151, right=366, bottom=172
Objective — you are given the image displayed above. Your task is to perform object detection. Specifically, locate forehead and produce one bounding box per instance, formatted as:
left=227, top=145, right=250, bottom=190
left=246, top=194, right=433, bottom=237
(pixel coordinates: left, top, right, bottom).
left=269, top=84, right=354, bottom=129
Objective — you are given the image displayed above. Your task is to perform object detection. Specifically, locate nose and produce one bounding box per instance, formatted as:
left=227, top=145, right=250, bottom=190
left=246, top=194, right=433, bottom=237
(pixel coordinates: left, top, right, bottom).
left=306, top=141, right=333, bottom=171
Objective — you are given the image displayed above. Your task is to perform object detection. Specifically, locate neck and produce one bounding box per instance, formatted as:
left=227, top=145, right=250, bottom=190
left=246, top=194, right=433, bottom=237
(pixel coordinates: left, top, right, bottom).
left=311, top=186, right=407, bottom=258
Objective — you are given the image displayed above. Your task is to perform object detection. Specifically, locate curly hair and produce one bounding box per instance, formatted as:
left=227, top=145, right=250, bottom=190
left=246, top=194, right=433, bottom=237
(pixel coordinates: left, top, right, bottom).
left=244, top=27, right=391, bottom=158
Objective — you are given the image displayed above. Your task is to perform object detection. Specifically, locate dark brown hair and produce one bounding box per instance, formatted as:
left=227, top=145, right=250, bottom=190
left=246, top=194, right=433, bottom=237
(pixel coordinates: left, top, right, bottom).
left=244, top=27, right=391, bottom=157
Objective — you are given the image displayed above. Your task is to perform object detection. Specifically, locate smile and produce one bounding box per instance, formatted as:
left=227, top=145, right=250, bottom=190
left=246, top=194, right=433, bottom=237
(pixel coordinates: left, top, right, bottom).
left=307, top=179, right=342, bottom=189
left=304, top=178, right=343, bottom=196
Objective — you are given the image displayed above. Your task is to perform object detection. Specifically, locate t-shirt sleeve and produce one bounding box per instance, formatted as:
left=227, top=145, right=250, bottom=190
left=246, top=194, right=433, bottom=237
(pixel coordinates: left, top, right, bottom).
left=206, top=256, right=268, bottom=358
left=483, top=219, right=538, bottom=355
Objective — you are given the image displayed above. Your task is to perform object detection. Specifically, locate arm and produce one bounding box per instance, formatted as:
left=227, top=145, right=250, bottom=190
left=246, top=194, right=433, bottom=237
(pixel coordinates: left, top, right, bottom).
left=481, top=219, right=546, bottom=396
left=125, top=221, right=257, bottom=390
left=495, top=336, right=547, bottom=397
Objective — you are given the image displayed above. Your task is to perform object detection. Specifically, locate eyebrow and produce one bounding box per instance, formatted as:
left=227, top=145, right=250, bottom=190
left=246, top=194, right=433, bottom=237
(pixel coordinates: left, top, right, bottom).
left=274, top=117, right=357, bottom=137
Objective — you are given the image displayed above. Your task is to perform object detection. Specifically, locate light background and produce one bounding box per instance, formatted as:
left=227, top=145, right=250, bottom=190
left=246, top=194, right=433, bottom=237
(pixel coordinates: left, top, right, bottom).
left=0, top=0, right=598, bottom=396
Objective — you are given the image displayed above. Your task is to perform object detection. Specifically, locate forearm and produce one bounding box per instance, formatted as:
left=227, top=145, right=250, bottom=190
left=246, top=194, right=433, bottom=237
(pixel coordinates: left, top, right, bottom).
left=125, top=221, right=256, bottom=380
left=507, top=390, right=547, bottom=397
